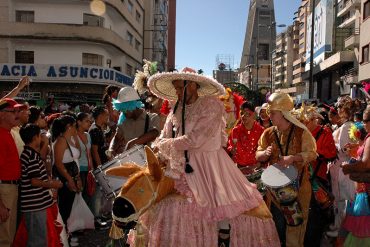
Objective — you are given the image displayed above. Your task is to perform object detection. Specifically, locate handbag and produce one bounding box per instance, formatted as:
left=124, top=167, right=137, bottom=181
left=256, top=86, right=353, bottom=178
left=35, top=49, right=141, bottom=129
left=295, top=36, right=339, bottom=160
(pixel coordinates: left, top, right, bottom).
left=52, top=137, right=79, bottom=182
left=78, top=132, right=96, bottom=196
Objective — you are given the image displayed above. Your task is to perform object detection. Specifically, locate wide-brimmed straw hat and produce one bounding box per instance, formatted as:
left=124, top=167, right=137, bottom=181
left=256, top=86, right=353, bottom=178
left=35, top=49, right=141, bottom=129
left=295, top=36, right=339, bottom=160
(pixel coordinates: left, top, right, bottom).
left=148, top=67, right=225, bottom=101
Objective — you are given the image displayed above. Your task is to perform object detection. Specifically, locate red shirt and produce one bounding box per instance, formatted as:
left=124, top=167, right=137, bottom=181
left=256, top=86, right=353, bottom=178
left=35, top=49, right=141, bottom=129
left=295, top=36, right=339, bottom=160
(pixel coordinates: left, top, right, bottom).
left=0, top=127, right=21, bottom=180
left=227, top=121, right=264, bottom=166
left=311, top=125, right=337, bottom=181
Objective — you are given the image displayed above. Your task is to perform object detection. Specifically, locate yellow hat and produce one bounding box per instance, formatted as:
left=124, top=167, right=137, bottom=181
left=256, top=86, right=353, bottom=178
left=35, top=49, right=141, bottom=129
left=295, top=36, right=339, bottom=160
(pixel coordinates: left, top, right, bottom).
left=267, top=92, right=294, bottom=112
left=267, top=92, right=311, bottom=133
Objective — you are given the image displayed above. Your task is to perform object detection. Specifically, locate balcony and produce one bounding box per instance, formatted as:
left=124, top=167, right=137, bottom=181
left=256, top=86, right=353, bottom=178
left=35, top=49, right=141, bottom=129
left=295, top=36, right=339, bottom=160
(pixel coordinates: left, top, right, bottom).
left=338, top=14, right=356, bottom=28
left=293, top=66, right=304, bottom=76
left=293, top=76, right=303, bottom=85
left=337, top=0, right=361, bottom=18
left=344, top=28, right=360, bottom=49
left=0, top=22, right=142, bottom=61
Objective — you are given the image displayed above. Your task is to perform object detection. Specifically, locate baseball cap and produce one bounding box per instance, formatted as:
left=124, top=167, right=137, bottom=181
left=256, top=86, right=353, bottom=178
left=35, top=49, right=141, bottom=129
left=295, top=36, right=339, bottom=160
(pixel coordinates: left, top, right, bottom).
left=0, top=98, right=27, bottom=111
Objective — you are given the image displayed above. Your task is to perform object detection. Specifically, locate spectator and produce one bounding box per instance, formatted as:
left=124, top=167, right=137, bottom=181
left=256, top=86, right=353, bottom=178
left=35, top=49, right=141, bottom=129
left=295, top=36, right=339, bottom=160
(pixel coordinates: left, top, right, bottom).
left=88, top=106, right=110, bottom=228
left=257, top=103, right=272, bottom=129
left=1, top=76, right=30, bottom=100
left=28, top=106, right=50, bottom=160
left=0, top=98, right=25, bottom=246
left=76, top=112, right=93, bottom=206
left=327, top=96, right=361, bottom=237
left=51, top=115, right=82, bottom=225
left=19, top=124, right=62, bottom=247
left=9, top=102, right=29, bottom=156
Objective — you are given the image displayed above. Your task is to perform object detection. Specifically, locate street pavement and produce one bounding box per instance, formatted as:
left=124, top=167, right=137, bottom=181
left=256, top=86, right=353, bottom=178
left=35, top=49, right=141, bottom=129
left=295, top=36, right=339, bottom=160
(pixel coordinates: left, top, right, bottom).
left=75, top=225, right=335, bottom=247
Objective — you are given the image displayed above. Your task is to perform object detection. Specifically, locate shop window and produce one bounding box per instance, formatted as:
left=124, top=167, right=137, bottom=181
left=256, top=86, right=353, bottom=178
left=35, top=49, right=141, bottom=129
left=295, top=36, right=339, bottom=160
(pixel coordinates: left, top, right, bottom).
left=15, top=51, right=34, bottom=63
left=82, top=53, right=103, bottom=66
left=16, top=11, right=34, bottom=23
left=83, top=13, right=104, bottom=27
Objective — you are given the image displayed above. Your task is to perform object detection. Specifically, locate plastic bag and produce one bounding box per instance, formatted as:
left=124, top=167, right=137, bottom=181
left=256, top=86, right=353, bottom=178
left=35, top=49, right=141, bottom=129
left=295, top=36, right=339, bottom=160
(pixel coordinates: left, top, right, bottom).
left=67, top=193, right=95, bottom=232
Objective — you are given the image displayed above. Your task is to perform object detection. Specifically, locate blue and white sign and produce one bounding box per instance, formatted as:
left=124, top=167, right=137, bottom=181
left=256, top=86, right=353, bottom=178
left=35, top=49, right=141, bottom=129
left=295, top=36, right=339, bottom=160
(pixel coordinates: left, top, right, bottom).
left=0, top=64, right=133, bottom=86
left=305, top=0, right=334, bottom=71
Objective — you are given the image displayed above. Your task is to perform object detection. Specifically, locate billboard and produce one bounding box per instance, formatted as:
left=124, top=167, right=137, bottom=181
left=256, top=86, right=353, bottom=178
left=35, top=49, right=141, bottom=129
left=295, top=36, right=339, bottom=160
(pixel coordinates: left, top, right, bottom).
left=305, top=0, right=334, bottom=71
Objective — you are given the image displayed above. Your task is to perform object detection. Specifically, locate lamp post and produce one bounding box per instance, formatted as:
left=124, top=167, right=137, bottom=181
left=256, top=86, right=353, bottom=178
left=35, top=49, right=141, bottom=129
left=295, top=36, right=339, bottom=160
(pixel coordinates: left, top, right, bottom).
left=309, top=0, right=316, bottom=98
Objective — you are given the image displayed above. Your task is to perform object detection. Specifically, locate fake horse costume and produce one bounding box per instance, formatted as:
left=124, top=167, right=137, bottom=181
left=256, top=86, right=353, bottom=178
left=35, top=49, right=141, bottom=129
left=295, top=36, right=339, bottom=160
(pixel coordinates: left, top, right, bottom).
left=108, top=146, right=279, bottom=247
left=108, top=68, right=279, bottom=246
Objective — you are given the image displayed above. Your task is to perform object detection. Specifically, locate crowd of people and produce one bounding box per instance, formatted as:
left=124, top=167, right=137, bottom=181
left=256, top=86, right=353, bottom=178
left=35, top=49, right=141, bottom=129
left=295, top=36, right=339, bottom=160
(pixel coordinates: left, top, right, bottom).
left=0, top=65, right=369, bottom=247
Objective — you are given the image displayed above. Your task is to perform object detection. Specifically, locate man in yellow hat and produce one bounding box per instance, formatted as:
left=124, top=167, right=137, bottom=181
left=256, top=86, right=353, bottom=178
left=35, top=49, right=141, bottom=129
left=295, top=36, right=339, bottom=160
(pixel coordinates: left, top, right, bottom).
left=256, top=92, right=317, bottom=247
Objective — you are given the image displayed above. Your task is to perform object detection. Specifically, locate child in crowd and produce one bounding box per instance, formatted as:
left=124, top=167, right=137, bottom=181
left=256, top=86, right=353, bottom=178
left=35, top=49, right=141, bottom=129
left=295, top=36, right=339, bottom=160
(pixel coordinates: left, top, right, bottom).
left=19, top=124, right=63, bottom=247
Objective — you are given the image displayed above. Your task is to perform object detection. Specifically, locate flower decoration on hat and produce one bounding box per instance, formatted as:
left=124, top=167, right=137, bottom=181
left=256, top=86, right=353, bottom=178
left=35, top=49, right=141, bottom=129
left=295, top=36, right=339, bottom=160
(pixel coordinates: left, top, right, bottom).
left=295, top=102, right=324, bottom=122
left=133, top=59, right=158, bottom=95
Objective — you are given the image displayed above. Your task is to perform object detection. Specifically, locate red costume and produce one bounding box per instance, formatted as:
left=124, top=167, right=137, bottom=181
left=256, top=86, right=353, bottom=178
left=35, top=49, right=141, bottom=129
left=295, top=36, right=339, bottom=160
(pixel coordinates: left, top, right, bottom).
left=310, top=125, right=337, bottom=182
left=227, top=121, right=264, bottom=167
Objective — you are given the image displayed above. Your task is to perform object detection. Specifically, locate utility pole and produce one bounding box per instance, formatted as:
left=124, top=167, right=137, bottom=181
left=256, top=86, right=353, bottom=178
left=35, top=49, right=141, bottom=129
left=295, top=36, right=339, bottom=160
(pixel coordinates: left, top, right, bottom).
left=309, top=0, right=316, bottom=98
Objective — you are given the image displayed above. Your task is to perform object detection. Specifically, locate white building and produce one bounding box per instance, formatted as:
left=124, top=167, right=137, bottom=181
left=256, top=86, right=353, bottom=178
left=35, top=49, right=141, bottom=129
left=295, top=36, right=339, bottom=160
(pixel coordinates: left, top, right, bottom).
left=0, top=0, right=145, bottom=104
left=359, top=0, right=370, bottom=83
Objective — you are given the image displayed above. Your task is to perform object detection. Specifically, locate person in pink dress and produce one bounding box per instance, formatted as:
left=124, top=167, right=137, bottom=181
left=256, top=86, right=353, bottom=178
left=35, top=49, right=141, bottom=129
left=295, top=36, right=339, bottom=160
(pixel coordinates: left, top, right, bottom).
left=145, top=67, right=279, bottom=246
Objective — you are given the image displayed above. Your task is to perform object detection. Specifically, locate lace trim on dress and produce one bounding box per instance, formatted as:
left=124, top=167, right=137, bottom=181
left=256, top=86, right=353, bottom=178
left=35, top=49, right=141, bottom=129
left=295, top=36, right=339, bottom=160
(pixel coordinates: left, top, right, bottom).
left=154, top=138, right=185, bottom=179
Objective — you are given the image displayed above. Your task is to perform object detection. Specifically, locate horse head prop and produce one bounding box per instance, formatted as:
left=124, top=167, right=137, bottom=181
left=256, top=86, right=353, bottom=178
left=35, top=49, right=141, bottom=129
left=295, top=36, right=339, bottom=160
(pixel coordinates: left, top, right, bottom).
left=106, top=146, right=175, bottom=229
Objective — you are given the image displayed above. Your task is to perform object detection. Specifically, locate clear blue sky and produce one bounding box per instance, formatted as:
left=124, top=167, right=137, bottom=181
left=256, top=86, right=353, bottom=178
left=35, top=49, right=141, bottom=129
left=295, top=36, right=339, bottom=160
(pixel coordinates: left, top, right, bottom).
left=175, top=0, right=301, bottom=75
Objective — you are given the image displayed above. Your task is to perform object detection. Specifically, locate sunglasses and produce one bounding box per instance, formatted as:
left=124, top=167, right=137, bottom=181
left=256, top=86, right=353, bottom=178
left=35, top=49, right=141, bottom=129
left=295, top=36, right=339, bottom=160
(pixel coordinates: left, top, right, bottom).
left=363, top=119, right=370, bottom=123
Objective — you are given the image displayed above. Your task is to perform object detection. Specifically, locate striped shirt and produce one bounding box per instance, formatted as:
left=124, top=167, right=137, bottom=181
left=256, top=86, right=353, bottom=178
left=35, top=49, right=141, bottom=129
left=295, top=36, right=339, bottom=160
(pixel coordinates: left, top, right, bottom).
left=20, top=146, right=53, bottom=212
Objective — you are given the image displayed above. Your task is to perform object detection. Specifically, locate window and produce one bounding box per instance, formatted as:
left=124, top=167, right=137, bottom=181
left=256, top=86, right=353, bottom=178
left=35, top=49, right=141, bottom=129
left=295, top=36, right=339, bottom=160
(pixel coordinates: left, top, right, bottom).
left=83, top=13, right=104, bottom=27
left=126, top=31, right=133, bottom=45
left=258, top=44, right=269, bottom=60
left=365, top=1, right=370, bottom=20
left=126, top=64, right=133, bottom=76
left=113, top=66, right=121, bottom=72
left=259, top=10, right=270, bottom=16
left=15, top=51, right=34, bottom=63
left=136, top=11, right=141, bottom=23
left=362, top=45, right=369, bottom=63
left=127, top=0, right=133, bottom=13
left=82, top=53, right=103, bottom=66
left=16, top=11, right=34, bottom=23
left=135, top=39, right=141, bottom=51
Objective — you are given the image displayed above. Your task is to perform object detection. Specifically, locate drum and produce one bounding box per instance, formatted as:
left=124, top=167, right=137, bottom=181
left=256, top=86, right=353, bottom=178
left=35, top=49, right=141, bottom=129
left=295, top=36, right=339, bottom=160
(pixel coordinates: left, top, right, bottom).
left=92, top=145, right=146, bottom=199
left=245, top=168, right=266, bottom=196
left=261, top=164, right=303, bottom=226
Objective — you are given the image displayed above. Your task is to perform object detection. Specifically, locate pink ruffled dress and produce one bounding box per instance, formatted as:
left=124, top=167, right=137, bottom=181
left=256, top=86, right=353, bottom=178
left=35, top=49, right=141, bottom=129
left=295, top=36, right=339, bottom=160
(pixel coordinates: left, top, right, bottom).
left=143, top=96, right=279, bottom=246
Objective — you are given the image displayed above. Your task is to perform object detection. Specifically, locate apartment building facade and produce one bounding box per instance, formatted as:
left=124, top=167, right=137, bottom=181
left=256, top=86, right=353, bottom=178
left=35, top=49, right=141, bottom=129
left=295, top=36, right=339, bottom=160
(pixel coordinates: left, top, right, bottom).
left=0, top=0, right=174, bottom=105
left=359, top=0, right=370, bottom=83
left=272, top=24, right=299, bottom=98
left=292, top=0, right=310, bottom=101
